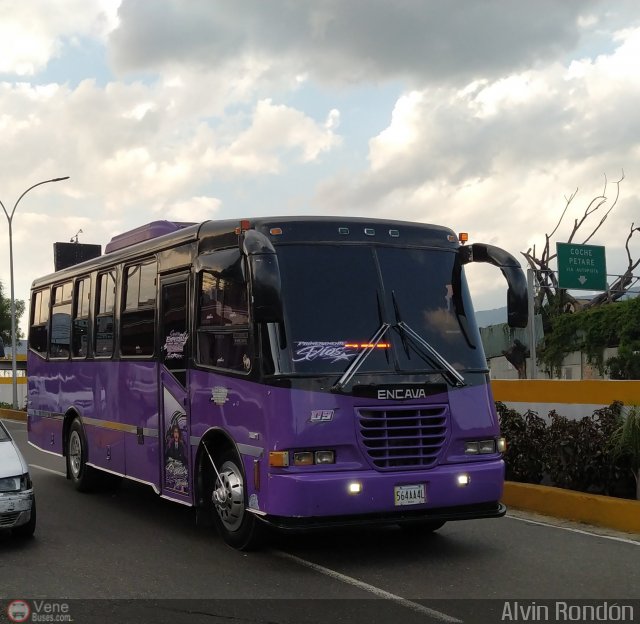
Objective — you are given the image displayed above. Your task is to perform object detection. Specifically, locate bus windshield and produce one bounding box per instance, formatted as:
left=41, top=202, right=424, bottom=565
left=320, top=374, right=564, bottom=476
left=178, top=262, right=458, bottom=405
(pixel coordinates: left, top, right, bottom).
left=276, top=244, right=486, bottom=377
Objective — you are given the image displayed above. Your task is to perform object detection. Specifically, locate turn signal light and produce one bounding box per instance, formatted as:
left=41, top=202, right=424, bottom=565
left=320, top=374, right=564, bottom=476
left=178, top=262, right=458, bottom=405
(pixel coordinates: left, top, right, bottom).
left=269, top=451, right=289, bottom=467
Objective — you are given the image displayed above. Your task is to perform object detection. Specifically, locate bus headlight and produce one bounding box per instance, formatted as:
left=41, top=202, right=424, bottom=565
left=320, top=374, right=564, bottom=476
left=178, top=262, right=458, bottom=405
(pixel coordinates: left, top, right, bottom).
left=465, top=439, right=500, bottom=454
left=293, top=452, right=314, bottom=466
left=314, top=450, right=335, bottom=465
left=290, top=449, right=336, bottom=466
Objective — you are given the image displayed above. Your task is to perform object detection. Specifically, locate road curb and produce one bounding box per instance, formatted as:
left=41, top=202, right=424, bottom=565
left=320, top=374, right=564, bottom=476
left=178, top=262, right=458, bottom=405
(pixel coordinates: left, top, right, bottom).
left=503, top=481, right=640, bottom=534
left=0, top=407, right=27, bottom=422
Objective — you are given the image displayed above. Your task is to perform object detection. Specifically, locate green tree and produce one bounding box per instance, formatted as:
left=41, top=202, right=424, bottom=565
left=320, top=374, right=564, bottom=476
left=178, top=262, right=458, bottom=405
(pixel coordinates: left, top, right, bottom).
left=537, top=297, right=640, bottom=378
left=0, top=280, right=25, bottom=346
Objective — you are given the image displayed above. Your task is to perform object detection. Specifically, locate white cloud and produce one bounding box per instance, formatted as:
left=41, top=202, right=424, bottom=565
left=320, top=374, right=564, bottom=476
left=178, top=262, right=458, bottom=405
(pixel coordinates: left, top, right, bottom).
left=3, top=0, right=640, bottom=330
left=108, top=0, right=604, bottom=86
left=0, top=0, right=120, bottom=75
left=315, top=27, right=640, bottom=307
left=154, top=196, right=222, bottom=223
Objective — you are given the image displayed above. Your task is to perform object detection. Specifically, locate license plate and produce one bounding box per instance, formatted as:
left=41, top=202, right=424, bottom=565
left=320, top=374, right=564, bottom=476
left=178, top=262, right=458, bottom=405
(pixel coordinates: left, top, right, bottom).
left=0, top=497, right=30, bottom=513
left=394, top=483, right=426, bottom=506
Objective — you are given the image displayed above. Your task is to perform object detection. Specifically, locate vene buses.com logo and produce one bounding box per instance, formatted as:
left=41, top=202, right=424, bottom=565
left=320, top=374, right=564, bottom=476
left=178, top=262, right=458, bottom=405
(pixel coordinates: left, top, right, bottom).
left=7, top=600, right=31, bottom=623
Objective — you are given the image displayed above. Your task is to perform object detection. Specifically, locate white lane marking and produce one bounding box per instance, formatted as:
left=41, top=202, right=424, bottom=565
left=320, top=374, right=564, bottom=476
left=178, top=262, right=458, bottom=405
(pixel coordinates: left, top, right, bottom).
left=29, top=464, right=66, bottom=477
left=507, top=514, right=640, bottom=545
left=274, top=550, right=462, bottom=623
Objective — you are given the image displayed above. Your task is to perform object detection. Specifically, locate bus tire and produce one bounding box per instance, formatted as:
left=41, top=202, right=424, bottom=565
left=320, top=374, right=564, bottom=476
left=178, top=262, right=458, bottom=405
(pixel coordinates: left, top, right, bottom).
left=397, top=519, right=446, bottom=534
left=67, top=419, right=99, bottom=492
left=207, top=450, right=263, bottom=551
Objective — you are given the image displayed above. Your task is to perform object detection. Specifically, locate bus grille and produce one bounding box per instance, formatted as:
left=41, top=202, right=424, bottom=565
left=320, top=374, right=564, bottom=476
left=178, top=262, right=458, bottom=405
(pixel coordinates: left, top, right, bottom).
left=356, top=405, right=448, bottom=470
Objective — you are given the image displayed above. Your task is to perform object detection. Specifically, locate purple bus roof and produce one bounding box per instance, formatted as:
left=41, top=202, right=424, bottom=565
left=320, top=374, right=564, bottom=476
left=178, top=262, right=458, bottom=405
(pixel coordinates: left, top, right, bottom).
left=105, top=220, right=197, bottom=254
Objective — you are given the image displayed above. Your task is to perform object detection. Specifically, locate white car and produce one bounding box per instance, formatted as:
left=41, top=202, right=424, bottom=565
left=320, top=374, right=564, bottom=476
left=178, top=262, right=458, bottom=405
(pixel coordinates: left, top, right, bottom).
left=0, top=420, right=36, bottom=537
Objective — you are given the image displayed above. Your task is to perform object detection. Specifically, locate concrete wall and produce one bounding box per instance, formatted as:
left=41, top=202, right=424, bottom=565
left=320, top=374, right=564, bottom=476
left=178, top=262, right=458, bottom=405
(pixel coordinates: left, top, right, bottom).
left=0, top=377, right=27, bottom=407
left=491, top=379, right=640, bottom=420
left=488, top=347, right=619, bottom=381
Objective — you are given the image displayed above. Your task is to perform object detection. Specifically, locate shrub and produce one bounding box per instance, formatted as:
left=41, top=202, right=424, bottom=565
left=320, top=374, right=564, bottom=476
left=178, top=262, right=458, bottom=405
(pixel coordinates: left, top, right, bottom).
left=497, top=401, right=636, bottom=499
left=496, top=402, right=547, bottom=483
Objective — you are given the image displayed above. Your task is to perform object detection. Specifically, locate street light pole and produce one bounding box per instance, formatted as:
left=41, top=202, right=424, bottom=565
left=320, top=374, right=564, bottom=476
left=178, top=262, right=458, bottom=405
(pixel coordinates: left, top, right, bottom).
left=1, top=176, right=70, bottom=409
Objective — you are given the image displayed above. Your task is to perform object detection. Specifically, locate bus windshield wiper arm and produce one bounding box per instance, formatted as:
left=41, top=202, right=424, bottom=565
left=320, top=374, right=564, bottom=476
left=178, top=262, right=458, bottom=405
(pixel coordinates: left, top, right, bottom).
left=394, top=321, right=466, bottom=387
left=331, top=323, right=390, bottom=392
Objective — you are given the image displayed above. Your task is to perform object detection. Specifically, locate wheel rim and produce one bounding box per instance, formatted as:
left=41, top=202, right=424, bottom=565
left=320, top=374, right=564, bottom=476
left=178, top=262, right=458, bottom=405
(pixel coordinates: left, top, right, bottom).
left=212, top=460, right=245, bottom=532
left=69, top=430, right=82, bottom=478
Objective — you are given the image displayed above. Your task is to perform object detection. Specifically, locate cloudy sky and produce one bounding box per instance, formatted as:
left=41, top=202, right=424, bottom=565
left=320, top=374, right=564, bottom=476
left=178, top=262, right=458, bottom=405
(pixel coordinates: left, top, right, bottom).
left=1, top=0, right=639, bottom=333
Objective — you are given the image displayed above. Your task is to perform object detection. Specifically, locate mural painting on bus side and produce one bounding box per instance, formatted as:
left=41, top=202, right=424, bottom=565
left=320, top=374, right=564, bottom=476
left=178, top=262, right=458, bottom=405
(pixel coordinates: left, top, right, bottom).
left=163, top=330, right=188, bottom=360
left=163, top=387, right=189, bottom=495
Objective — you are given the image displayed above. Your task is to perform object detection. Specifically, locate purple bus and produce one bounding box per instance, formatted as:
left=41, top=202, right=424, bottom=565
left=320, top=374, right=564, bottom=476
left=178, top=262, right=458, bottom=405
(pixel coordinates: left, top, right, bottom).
left=27, top=217, right=527, bottom=549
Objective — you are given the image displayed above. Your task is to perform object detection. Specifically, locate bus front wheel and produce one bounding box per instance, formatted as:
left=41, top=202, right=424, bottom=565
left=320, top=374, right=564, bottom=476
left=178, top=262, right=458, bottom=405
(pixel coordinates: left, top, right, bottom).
left=67, top=419, right=99, bottom=492
left=207, top=450, right=263, bottom=550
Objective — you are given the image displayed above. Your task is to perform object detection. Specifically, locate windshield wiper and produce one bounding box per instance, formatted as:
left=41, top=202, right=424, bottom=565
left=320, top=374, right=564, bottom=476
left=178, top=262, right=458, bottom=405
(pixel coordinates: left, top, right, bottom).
left=331, top=323, right=390, bottom=392
left=394, top=321, right=466, bottom=387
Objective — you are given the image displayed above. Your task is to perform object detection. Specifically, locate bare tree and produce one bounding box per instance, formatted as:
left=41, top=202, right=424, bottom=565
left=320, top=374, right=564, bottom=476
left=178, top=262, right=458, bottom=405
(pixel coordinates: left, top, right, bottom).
left=521, top=172, right=638, bottom=316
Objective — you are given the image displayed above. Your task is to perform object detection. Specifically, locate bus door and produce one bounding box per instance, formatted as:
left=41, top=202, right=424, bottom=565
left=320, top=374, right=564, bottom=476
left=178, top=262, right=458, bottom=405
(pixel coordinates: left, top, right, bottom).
left=158, top=274, right=191, bottom=502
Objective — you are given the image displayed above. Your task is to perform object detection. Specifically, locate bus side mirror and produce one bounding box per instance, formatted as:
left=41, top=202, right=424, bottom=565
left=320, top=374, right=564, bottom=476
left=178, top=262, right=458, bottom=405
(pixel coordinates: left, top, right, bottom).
left=249, top=254, right=283, bottom=323
left=242, top=231, right=283, bottom=324
left=459, top=243, right=528, bottom=329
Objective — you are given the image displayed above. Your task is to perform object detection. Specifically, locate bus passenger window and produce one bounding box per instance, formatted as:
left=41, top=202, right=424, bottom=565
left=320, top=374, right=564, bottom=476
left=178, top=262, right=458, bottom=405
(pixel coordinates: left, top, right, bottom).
left=95, top=271, right=116, bottom=357
left=50, top=282, right=73, bottom=359
left=121, top=261, right=156, bottom=357
left=72, top=278, right=90, bottom=358
left=29, top=289, right=50, bottom=356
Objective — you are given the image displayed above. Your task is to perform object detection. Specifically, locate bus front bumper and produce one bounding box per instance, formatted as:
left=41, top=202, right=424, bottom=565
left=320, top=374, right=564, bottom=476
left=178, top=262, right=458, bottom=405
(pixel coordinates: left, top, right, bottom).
left=257, top=458, right=506, bottom=527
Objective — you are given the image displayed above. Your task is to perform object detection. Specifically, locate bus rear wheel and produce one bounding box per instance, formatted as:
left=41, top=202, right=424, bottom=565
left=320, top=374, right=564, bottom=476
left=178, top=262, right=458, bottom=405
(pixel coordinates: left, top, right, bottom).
left=67, top=419, right=99, bottom=492
left=207, top=450, right=263, bottom=551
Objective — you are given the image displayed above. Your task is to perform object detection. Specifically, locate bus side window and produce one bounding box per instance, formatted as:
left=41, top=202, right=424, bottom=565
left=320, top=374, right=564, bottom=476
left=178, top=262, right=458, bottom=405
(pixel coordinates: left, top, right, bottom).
left=121, top=261, right=156, bottom=357
left=29, top=288, right=50, bottom=356
left=50, top=282, right=73, bottom=359
left=197, top=251, right=250, bottom=372
left=72, top=277, right=90, bottom=358
left=95, top=271, right=116, bottom=357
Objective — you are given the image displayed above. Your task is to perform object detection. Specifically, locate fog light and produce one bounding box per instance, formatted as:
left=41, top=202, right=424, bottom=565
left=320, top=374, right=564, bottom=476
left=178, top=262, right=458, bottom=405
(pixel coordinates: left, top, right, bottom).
left=497, top=437, right=507, bottom=453
left=457, top=474, right=470, bottom=487
left=315, top=450, right=335, bottom=464
left=348, top=482, right=362, bottom=494
left=478, top=440, right=495, bottom=454
left=293, top=452, right=314, bottom=466
left=269, top=451, right=289, bottom=467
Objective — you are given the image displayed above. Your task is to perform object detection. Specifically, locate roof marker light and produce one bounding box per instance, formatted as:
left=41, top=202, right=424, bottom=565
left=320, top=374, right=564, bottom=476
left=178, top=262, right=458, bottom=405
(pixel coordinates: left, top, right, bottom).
left=389, top=229, right=400, bottom=237
left=338, top=227, right=350, bottom=235
left=459, top=232, right=469, bottom=244
left=235, top=219, right=252, bottom=235
left=364, top=228, right=375, bottom=236
left=270, top=227, right=283, bottom=236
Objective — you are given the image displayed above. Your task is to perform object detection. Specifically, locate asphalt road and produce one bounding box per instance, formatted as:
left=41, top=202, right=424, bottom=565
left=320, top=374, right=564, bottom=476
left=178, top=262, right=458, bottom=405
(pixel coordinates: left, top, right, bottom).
left=1, top=419, right=639, bottom=624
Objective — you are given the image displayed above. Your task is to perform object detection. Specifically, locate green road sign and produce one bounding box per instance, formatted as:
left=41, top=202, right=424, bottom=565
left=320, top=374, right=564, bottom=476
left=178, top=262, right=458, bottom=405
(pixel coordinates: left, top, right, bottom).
left=556, top=242, right=607, bottom=291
